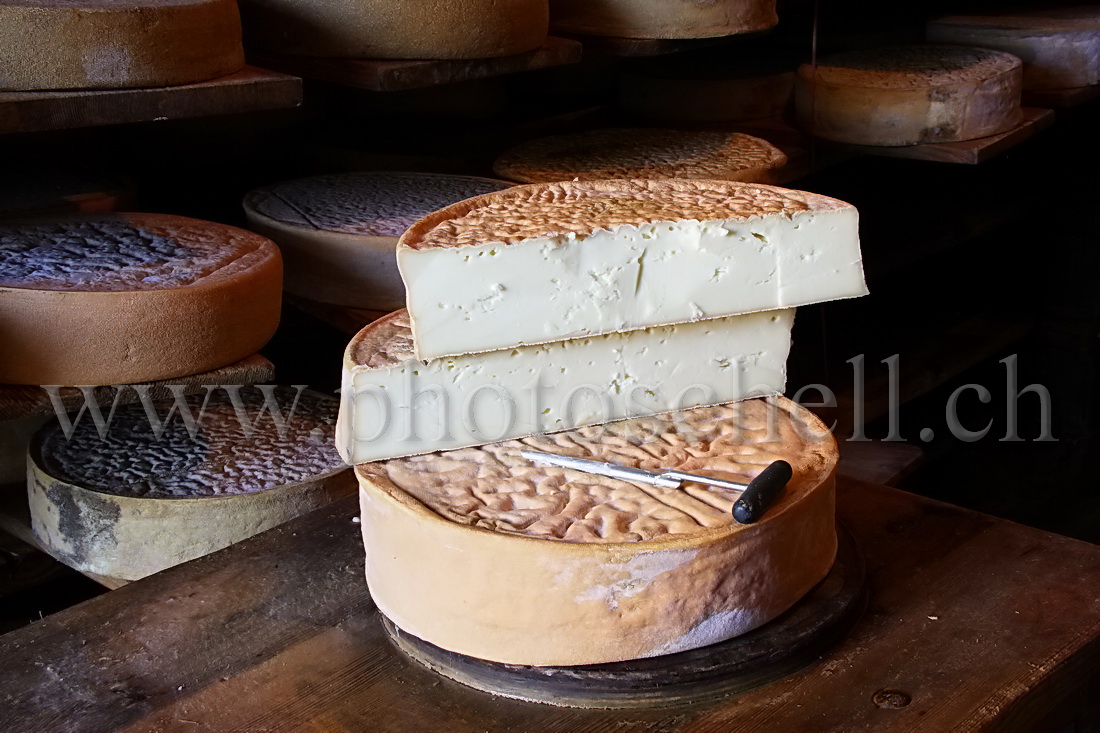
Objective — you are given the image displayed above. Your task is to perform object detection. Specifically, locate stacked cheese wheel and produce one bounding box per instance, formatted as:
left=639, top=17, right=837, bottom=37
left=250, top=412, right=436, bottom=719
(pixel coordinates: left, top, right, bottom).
left=928, top=9, right=1100, bottom=90
left=0, top=0, right=244, bottom=91
left=338, top=178, right=868, bottom=666
left=244, top=172, right=511, bottom=310
left=29, top=388, right=354, bottom=581
left=796, top=45, right=1023, bottom=146
left=493, top=129, right=788, bottom=185
left=550, top=0, right=777, bottom=39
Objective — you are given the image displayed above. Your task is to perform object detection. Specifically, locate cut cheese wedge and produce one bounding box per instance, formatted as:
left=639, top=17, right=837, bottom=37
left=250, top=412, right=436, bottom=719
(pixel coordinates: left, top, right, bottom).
left=244, top=172, right=511, bottom=310
left=550, top=0, right=777, bottom=39
left=0, top=213, right=282, bottom=386
left=29, top=387, right=354, bottom=581
left=796, top=45, right=1023, bottom=146
left=493, top=129, right=788, bottom=185
left=397, top=179, right=865, bottom=361
left=356, top=395, right=838, bottom=666
left=240, top=0, right=548, bottom=59
left=928, top=10, right=1100, bottom=90
left=336, top=308, right=793, bottom=464
left=0, top=0, right=244, bottom=91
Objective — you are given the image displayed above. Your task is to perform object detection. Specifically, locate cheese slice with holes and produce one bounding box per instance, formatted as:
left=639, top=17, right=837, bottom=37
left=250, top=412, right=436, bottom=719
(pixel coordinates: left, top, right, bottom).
left=397, top=179, right=864, bottom=361
left=928, top=10, right=1100, bottom=90
left=796, top=45, right=1023, bottom=146
left=356, top=395, right=838, bottom=666
left=244, top=172, right=511, bottom=310
left=335, top=308, right=793, bottom=464
left=493, top=129, right=788, bottom=185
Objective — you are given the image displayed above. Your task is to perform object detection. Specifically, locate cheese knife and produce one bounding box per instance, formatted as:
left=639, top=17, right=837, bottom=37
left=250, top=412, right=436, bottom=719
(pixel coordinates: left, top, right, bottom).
left=519, top=450, right=792, bottom=524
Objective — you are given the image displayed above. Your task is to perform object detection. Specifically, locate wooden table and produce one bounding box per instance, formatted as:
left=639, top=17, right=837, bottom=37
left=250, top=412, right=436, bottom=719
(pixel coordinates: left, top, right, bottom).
left=1, top=476, right=1097, bottom=732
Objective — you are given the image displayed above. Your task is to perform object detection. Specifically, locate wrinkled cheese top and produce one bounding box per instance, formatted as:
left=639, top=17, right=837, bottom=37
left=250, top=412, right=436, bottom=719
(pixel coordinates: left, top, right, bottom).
left=494, top=129, right=786, bottom=184
left=246, top=172, right=511, bottom=238
left=400, top=179, right=850, bottom=250
left=38, top=387, right=345, bottom=498
left=809, top=45, right=1021, bottom=88
left=358, top=396, right=836, bottom=543
left=0, top=214, right=274, bottom=292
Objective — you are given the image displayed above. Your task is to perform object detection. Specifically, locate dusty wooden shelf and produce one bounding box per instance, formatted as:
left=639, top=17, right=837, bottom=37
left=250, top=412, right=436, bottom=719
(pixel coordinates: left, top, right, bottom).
left=736, top=108, right=1055, bottom=165
left=0, top=67, right=302, bottom=136
left=1023, top=84, right=1100, bottom=109
left=0, top=353, right=275, bottom=422
left=249, top=37, right=583, bottom=92
left=1, top=476, right=1098, bottom=731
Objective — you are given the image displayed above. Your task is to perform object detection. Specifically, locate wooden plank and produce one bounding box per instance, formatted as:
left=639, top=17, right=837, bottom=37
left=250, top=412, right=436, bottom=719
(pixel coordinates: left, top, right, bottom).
left=0, top=483, right=127, bottom=590
left=0, top=67, right=302, bottom=136
left=1023, top=85, right=1100, bottom=109
left=567, top=33, right=734, bottom=58
left=735, top=108, right=1055, bottom=165
left=837, top=439, right=923, bottom=486
left=249, top=37, right=582, bottom=92
left=1, top=476, right=1098, bottom=732
left=0, top=354, right=275, bottom=422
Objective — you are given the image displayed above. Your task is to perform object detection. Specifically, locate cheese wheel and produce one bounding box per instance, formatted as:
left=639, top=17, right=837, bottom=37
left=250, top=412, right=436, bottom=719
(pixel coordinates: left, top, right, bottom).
left=493, top=129, right=788, bottom=184
left=0, top=213, right=282, bottom=386
left=796, top=45, right=1023, bottom=146
left=550, top=0, right=777, bottom=39
left=357, top=395, right=838, bottom=666
left=928, top=10, right=1100, bottom=90
left=240, top=0, right=549, bottom=59
left=244, top=172, right=511, bottom=310
left=29, top=388, right=354, bottom=581
left=619, top=56, right=795, bottom=122
left=0, top=0, right=244, bottom=92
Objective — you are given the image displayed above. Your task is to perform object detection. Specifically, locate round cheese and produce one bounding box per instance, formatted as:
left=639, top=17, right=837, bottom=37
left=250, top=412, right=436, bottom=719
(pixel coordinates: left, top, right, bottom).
left=244, top=172, right=511, bottom=310
left=795, top=45, right=1023, bottom=146
left=928, top=10, right=1100, bottom=90
left=357, top=395, right=838, bottom=666
left=29, top=387, right=354, bottom=581
left=0, top=0, right=244, bottom=92
left=550, top=0, right=777, bottom=39
left=493, top=129, right=787, bottom=185
left=619, top=56, right=795, bottom=122
left=0, top=213, right=282, bottom=386
left=240, top=0, right=548, bottom=59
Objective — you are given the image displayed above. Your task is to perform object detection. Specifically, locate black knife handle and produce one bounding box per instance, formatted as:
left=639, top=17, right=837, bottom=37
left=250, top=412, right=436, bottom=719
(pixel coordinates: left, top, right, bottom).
left=733, top=460, right=793, bottom=524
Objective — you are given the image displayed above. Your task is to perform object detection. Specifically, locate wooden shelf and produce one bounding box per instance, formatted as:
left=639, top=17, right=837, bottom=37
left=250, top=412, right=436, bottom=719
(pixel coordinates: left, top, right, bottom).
left=2, top=476, right=1098, bottom=731
left=285, top=295, right=391, bottom=337
left=1023, top=84, right=1100, bottom=110
left=249, top=37, right=583, bottom=92
left=735, top=108, right=1055, bottom=165
left=0, top=354, right=275, bottom=423
left=0, top=67, right=302, bottom=136
left=567, top=33, right=736, bottom=58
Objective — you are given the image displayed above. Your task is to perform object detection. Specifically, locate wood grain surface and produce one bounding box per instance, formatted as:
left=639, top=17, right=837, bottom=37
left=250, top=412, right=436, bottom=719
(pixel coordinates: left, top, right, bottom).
left=0, top=476, right=1097, bottom=731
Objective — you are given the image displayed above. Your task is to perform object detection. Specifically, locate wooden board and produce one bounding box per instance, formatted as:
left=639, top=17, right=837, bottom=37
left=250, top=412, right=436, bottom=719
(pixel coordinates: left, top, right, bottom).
left=0, top=354, right=275, bottom=422
left=0, top=476, right=1098, bottom=732
left=837, top=439, right=923, bottom=486
left=0, top=67, right=302, bottom=136
left=566, top=33, right=734, bottom=57
left=1023, top=85, right=1100, bottom=109
left=735, top=108, right=1055, bottom=165
left=249, top=38, right=583, bottom=92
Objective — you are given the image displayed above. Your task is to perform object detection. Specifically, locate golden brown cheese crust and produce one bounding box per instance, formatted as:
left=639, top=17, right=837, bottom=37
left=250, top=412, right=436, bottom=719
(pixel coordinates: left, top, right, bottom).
left=493, top=129, right=787, bottom=185
left=0, top=0, right=244, bottom=91
left=357, top=396, right=834, bottom=543
left=809, top=45, right=1021, bottom=89
left=550, top=0, right=777, bottom=39
left=399, top=179, right=850, bottom=250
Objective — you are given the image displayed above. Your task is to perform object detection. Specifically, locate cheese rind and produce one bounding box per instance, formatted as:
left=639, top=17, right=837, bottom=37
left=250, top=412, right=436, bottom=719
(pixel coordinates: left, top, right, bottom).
left=549, top=0, right=777, bottom=39
left=244, top=172, right=511, bottom=310
left=0, top=0, right=244, bottom=91
left=356, top=395, right=838, bottom=665
left=928, top=12, right=1100, bottom=90
left=397, top=180, right=864, bottom=361
left=795, top=46, right=1023, bottom=146
left=0, top=213, right=282, bottom=386
left=240, top=0, right=548, bottom=59
left=28, top=388, right=354, bottom=580
left=336, top=309, right=794, bottom=464
left=493, top=129, right=788, bottom=185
